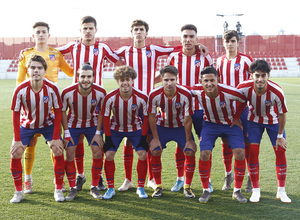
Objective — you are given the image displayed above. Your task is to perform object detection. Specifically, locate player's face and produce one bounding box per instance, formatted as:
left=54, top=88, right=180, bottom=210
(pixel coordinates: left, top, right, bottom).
left=223, top=36, right=238, bottom=53
left=28, top=61, right=46, bottom=81
left=81, top=23, right=97, bottom=42
left=78, top=70, right=94, bottom=91
left=200, top=73, right=218, bottom=96
left=181, top=29, right=197, bottom=51
left=131, top=25, right=148, bottom=43
left=32, top=26, right=50, bottom=44
left=117, top=77, right=133, bottom=94
left=251, top=71, right=269, bottom=93
left=162, top=72, right=177, bottom=94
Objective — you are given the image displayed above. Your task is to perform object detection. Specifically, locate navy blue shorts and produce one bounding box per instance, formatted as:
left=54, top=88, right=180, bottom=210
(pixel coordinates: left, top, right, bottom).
left=20, top=124, right=58, bottom=146
left=107, top=129, right=144, bottom=152
left=68, top=126, right=100, bottom=147
left=247, top=121, right=286, bottom=146
left=153, top=125, right=194, bottom=152
left=200, top=121, right=245, bottom=151
left=191, top=109, right=203, bottom=139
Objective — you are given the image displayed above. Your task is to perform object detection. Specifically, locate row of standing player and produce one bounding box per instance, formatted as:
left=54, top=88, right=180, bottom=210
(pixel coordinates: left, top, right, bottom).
left=10, top=16, right=290, bottom=203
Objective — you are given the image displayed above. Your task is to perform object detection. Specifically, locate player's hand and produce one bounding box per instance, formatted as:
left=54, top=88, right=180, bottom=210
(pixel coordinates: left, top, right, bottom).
left=103, top=136, right=115, bottom=153
left=91, top=134, right=104, bottom=149
left=10, top=140, right=26, bottom=156
left=230, top=118, right=243, bottom=131
left=196, top=43, right=209, bottom=56
left=63, top=130, right=74, bottom=148
left=18, top=48, right=30, bottom=61
left=149, top=138, right=162, bottom=152
left=50, top=139, right=64, bottom=155
left=183, top=140, right=197, bottom=152
left=138, top=135, right=149, bottom=151
left=276, top=137, right=287, bottom=151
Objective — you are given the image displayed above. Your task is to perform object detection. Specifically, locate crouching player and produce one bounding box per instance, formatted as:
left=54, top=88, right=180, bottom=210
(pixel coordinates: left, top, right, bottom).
left=148, top=65, right=197, bottom=199
left=61, top=63, right=106, bottom=200
left=236, top=60, right=291, bottom=203
left=10, top=55, right=65, bottom=203
left=102, top=65, right=149, bottom=199
left=191, top=66, right=247, bottom=203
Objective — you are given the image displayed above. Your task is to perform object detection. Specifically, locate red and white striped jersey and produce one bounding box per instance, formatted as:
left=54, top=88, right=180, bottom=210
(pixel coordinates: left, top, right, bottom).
left=11, top=79, right=62, bottom=129
left=237, top=80, right=288, bottom=124
left=217, top=53, right=253, bottom=88
left=61, top=83, right=106, bottom=128
left=148, top=84, right=193, bottom=128
left=114, top=45, right=175, bottom=94
left=167, top=51, right=213, bottom=110
left=101, top=87, right=148, bottom=132
left=191, top=83, right=246, bottom=125
left=58, top=41, right=119, bottom=86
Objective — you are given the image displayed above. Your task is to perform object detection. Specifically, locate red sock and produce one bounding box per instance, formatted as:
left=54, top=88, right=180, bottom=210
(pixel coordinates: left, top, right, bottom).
left=104, top=159, right=115, bottom=188
left=222, top=143, right=233, bottom=173
left=234, top=159, right=246, bottom=189
left=65, top=160, right=76, bottom=188
left=249, top=144, right=260, bottom=188
left=244, top=142, right=250, bottom=172
left=123, top=143, right=133, bottom=181
left=137, top=159, right=147, bottom=187
left=150, top=155, right=162, bottom=185
left=91, top=158, right=103, bottom=187
left=273, top=146, right=287, bottom=187
left=175, top=147, right=185, bottom=177
left=11, top=158, right=23, bottom=191
left=147, top=150, right=153, bottom=180
left=54, top=155, right=65, bottom=190
left=75, top=142, right=84, bottom=175
left=198, top=159, right=211, bottom=189
left=184, top=155, right=195, bottom=185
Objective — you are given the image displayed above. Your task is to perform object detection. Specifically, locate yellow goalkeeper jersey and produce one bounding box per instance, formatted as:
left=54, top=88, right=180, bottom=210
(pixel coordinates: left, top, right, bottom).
left=17, top=46, right=73, bottom=85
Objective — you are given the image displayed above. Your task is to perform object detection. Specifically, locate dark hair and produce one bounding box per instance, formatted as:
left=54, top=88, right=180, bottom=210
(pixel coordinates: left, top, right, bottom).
left=26, top=54, right=47, bottom=71
left=181, top=24, right=197, bottom=34
left=200, top=66, right=218, bottom=77
left=249, top=60, right=271, bottom=74
left=223, top=30, right=239, bottom=42
left=77, top=62, right=95, bottom=77
left=160, top=65, right=178, bottom=77
left=131, top=19, right=149, bottom=33
left=33, top=22, right=50, bottom=32
left=81, top=16, right=97, bottom=28
left=114, top=65, right=137, bottom=80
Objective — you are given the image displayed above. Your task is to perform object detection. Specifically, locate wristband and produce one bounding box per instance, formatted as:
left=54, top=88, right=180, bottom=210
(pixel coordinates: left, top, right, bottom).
left=277, top=134, right=283, bottom=138
left=64, top=130, right=71, bottom=138
left=95, top=130, right=101, bottom=135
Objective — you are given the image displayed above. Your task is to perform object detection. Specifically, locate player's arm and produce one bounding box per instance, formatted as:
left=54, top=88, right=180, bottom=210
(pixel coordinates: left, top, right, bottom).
left=16, top=52, right=28, bottom=85
left=49, top=107, right=64, bottom=155
left=11, top=111, right=26, bottom=157
left=149, top=112, right=162, bottom=152
left=58, top=53, right=74, bottom=77
left=91, top=114, right=104, bottom=149
left=183, top=115, right=197, bottom=152
left=276, top=113, right=287, bottom=151
left=61, top=110, right=74, bottom=147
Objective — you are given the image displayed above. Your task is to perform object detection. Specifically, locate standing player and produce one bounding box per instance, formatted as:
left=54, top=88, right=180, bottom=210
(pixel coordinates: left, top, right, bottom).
left=17, top=21, right=73, bottom=194
left=216, top=30, right=253, bottom=192
left=10, top=55, right=65, bottom=203
left=61, top=63, right=106, bottom=200
left=167, top=24, right=213, bottom=193
left=58, top=16, right=123, bottom=191
left=236, top=60, right=291, bottom=203
left=191, top=66, right=247, bottom=203
left=148, top=65, right=197, bottom=198
left=101, top=66, right=149, bottom=199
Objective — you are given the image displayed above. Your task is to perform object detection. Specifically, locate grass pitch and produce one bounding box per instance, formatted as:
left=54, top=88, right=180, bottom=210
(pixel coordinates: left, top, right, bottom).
left=0, top=78, right=299, bottom=219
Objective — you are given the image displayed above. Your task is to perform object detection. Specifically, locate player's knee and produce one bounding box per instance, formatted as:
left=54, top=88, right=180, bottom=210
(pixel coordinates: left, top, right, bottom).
left=137, top=150, right=147, bottom=160
left=105, top=151, right=115, bottom=161
left=200, top=150, right=211, bottom=161
left=184, top=149, right=195, bottom=156
left=11, top=148, right=25, bottom=158
left=233, top=148, right=245, bottom=160
left=151, top=149, right=162, bottom=157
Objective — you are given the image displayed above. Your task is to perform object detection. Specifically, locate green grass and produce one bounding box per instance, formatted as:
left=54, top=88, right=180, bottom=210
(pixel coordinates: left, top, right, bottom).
left=0, top=78, right=299, bottom=219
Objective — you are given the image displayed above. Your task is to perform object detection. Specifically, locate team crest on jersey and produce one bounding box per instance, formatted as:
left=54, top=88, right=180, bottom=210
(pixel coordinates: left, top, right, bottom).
left=146, top=50, right=152, bottom=58
left=234, top=63, right=240, bottom=71
left=265, top=100, right=272, bottom=106
left=93, top=48, right=99, bottom=56
left=195, top=60, right=201, bottom=67
left=49, top=54, right=56, bottom=61
left=131, top=104, right=138, bottom=111
left=219, top=101, right=226, bottom=108
left=91, top=99, right=97, bottom=106
left=175, top=102, right=181, bottom=109
left=43, top=96, right=49, bottom=103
